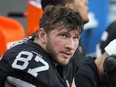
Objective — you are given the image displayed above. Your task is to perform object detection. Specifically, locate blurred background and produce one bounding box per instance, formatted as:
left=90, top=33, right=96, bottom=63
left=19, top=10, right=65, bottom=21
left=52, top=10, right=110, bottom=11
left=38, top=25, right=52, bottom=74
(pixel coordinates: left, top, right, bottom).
left=82, top=0, right=116, bottom=56
left=0, top=0, right=27, bottom=32
left=0, top=0, right=116, bottom=57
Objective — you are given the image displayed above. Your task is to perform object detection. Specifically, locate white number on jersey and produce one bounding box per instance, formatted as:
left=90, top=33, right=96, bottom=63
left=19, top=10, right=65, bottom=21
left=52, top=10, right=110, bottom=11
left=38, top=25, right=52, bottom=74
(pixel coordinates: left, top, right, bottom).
left=12, top=51, right=49, bottom=77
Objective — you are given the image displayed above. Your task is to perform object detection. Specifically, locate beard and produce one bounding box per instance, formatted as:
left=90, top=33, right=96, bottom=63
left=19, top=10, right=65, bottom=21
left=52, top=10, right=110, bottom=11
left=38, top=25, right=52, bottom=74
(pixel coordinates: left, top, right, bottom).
left=46, top=38, right=69, bottom=65
left=46, top=39, right=60, bottom=65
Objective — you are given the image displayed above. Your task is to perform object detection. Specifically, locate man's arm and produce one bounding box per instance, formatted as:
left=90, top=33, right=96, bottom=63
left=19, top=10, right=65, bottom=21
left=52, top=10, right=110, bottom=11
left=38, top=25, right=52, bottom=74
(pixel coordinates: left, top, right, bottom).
left=0, top=59, right=11, bottom=87
left=75, top=39, right=116, bottom=87
left=96, top=39, right=116, bottom=78
left=95, top=52, right=109, bottom=77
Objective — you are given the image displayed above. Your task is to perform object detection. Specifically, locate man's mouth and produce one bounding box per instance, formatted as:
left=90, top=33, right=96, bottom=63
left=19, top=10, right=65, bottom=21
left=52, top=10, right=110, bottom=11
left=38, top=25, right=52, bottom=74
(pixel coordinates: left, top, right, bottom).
left=61, top=52, right=72, bottom=58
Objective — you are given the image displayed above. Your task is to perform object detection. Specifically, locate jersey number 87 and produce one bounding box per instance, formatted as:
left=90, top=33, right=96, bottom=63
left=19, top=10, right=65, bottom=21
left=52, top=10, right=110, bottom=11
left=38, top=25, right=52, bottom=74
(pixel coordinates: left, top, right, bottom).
left=12, top=51, right=49, bottom=77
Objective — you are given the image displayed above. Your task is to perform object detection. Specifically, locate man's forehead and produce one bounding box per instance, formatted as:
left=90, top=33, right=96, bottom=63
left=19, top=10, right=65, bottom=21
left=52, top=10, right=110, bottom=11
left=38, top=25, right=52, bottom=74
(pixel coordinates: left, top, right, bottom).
left=56, top=28, right=79, bottom=35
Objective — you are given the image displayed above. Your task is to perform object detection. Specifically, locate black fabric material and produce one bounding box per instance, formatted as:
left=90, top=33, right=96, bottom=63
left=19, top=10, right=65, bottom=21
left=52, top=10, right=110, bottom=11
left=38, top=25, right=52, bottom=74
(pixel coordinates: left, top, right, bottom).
left=75, top=57, right=105, bottom=87
left=0, top=38, right=81, bottom=87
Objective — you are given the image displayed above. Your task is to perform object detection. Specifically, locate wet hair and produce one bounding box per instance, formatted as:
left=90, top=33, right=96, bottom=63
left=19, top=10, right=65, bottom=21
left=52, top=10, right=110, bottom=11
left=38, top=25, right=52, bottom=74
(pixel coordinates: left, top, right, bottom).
left=40, top=5, right=83, bottom=35
left=41, top=0, right=73, bottom=9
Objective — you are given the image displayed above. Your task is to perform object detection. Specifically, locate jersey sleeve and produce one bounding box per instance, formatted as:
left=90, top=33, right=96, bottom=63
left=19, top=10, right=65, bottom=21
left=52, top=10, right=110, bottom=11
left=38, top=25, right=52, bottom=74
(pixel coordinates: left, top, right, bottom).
left=0, top=58, right=13, bottom=87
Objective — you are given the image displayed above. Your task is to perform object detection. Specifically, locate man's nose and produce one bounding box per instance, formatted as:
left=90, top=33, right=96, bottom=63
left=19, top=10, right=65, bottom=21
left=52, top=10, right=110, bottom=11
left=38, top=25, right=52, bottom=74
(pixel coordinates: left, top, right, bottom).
left=65, top=39, right=74, bottom=50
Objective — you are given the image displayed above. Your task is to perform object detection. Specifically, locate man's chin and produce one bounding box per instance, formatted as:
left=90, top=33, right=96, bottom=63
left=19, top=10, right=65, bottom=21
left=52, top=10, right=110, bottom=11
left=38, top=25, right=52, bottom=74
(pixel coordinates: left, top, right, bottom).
left=58, top=60, right=69, bottom=65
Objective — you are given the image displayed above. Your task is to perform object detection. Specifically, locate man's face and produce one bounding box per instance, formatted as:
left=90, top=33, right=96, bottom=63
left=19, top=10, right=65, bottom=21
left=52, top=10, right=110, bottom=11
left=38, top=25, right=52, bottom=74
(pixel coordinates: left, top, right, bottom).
left=67, top=0, right=89, bottom=23
left=45, top=28, right=80, bottom=65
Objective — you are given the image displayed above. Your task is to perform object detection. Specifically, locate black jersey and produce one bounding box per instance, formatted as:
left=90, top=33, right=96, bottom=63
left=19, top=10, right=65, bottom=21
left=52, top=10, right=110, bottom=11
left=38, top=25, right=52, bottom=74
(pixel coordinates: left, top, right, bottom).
left=75, top=57, right=105, bottom=87
left=0, top=38, right=78, bottom=87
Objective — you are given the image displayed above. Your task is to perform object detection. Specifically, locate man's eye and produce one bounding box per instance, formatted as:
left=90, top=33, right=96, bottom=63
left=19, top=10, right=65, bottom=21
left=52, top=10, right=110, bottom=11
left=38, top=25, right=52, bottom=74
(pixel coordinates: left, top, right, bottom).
left=60, top=34, right=67, bottom=39
left=73, top=36, right=79, bottom=41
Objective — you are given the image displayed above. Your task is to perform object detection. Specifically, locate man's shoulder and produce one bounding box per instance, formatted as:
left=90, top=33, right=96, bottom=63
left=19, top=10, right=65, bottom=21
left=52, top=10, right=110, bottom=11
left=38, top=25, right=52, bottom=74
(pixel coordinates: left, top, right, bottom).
left=78, top=57, right=97, bottom=75
left=81, top=56, right=96, bottom=68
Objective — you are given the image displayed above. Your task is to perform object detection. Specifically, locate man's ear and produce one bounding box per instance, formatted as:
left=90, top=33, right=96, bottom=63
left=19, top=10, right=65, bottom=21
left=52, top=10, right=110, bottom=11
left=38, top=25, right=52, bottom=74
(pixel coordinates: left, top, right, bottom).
left=65, top=3, right=73, bottom=9
left=38, top=28, right=47, bottom=43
